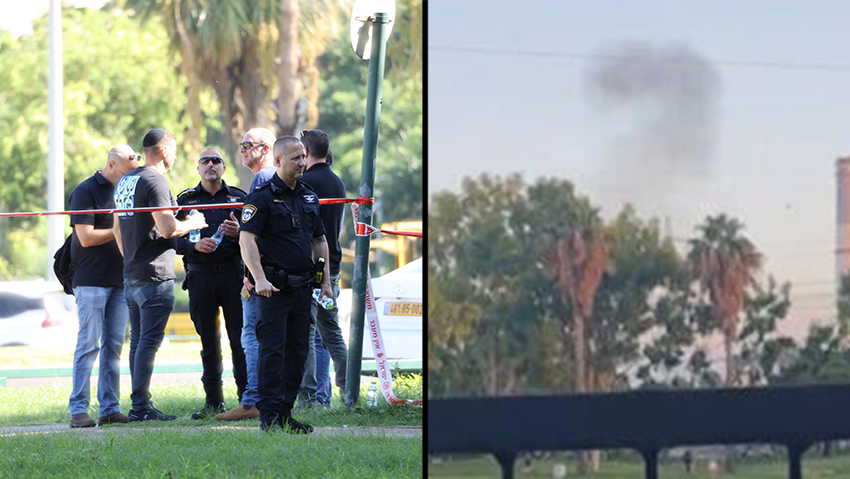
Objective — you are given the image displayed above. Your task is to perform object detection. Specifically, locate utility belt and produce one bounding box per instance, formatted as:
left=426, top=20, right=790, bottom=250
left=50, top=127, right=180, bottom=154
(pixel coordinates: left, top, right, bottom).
left=184, top=258, right=240, bottom=274
left=245, top=258, right=325, bottom=292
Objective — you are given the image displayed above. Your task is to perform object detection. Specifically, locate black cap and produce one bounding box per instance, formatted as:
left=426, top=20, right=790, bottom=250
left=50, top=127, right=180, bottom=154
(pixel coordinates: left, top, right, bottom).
left=143, top=128, right=167, bottom=147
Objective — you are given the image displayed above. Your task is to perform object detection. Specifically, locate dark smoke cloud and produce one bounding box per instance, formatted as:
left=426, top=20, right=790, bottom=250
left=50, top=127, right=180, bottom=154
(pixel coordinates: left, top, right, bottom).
left=586, top=41, right=722, bottom=213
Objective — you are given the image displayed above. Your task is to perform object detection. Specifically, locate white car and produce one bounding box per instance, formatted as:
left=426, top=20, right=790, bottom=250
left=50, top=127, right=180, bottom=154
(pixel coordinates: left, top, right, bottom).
left=0, top=279, right=79, bottom=348
left=361, top=258, right=422, bottom=361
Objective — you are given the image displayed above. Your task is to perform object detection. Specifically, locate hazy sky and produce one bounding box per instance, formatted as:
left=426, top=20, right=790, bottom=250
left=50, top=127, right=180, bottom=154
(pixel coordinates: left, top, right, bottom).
left=429, top=1, right=850, bottom=334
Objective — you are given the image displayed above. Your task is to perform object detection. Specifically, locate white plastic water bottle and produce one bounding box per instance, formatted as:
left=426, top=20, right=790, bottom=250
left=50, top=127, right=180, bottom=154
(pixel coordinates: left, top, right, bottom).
left=188, top=209, right=200, bottom=243
left=210, top=224, right=225, bottom=250
left=312, top=289, right=335, bottom=310
left=366, top=381, right=378, bottom=408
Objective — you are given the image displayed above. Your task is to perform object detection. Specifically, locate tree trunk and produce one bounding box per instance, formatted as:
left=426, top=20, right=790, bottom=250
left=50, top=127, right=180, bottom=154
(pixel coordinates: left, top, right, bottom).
left=277, top=0, right=301, bottom=135
left=724, top=330, right=734, bottom=387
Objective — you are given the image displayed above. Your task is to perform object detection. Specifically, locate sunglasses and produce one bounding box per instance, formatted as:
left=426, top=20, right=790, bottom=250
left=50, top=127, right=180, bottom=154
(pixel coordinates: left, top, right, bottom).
left=240, top=141, right=266, bottom=150
left=127, top=154, right=142, bottom=161
left=199, top=157, right=224, bottom=165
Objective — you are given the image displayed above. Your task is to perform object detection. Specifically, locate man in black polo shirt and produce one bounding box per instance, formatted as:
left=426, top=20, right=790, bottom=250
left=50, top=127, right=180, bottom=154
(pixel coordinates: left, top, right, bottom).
left=297, top=130, right=348, bottom=408
left=175, top=147, right=247, bottom=419
left=68, top=144, right=139, bottom=428
left=113, top=128, right=208, bottom=421
left=239, top=136, right=332, bottom=433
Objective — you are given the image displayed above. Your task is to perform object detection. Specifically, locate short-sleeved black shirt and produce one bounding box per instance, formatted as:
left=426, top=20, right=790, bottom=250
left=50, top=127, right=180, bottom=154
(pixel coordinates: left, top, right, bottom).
left=239, top=174, right=325, bottom=274
left=69, top=171, right=124, bottom=288
left=175, top=181, right=246, bottom=264
left=114, top=166, right=177, bottom=281
left=302, top=162, right=346, bottom=275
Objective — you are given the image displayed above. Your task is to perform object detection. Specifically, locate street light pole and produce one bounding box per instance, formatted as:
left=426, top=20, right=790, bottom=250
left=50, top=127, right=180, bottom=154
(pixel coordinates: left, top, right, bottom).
left=47, top=0, right=64, bottom=280
left=345, top=12, right=392, bottom=408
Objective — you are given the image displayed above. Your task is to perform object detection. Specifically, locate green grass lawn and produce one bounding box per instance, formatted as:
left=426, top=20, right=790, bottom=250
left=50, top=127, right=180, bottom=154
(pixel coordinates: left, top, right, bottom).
left=3, top=429, right=421, bottom=478
left=0, top=373, right=422, bottom=478
left=428, top=452, right=850, bottom=478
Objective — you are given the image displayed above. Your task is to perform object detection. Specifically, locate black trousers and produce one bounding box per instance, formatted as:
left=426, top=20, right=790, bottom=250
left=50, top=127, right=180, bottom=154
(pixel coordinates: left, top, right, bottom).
left=256, top=285, right=312, bottom=420
left=186, top=269, right=247, bottom=400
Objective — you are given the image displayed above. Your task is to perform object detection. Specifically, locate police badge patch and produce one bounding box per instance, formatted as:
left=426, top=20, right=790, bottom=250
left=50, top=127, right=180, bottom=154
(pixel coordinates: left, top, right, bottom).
left=242, top=205, right=257, bottom=223
left=303, top=195, right=316, bottom=203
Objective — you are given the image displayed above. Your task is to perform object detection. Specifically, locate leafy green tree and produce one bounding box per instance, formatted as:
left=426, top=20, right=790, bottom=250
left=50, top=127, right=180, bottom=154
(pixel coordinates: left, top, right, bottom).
left=0, top=7, right=205, bottom=279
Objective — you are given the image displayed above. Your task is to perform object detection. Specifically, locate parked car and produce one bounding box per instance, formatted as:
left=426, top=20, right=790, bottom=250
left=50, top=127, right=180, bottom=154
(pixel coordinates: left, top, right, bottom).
left=361, top=258, right=422, bottom=361
left=0, top=279, right=79, bottom=348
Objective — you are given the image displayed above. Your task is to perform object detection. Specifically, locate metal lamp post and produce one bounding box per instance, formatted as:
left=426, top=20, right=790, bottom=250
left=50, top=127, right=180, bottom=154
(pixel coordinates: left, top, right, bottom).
left=344, top=0, right=395, bottom=408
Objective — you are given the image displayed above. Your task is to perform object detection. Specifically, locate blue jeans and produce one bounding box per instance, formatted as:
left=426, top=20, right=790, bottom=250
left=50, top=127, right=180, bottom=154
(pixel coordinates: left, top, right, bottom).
left=240, top=293, right=260, bottom=406
left=299, top=274, right=345, bottom=405
left=315, top=332, right=331, bottom=405
left=69, top=286, right=128, bottom=417
left=125, top=279, right=174, bottom=411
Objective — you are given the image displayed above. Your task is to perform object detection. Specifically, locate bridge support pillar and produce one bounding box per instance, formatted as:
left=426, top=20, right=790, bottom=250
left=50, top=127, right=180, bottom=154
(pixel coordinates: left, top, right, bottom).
left=641, top=448, right=659, bottom=479
left=494, top=451, right=516, bottom=479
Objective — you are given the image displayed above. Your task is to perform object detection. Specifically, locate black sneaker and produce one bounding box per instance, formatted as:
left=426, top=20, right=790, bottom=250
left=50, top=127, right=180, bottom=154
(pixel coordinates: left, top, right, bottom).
left=128, top=406, right=177, bottom=422
left=260, top=414, right=281, bottom=433
left=190, top=402, right=226, bottom=420
left=281, top=415, right=314, bottom=434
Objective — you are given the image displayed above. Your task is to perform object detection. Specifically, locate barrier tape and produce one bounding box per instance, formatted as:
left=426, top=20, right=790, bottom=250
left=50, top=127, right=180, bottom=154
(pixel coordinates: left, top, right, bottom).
left=0, top=197, right=372, bottom=218
left=351, top=203, right=422, bottom=238
left=354, top=202, right=423, bottom=407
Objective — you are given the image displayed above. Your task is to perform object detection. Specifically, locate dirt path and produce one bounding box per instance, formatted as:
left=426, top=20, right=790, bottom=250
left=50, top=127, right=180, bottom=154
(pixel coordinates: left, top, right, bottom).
left=0, top=423, right=422, bottom=438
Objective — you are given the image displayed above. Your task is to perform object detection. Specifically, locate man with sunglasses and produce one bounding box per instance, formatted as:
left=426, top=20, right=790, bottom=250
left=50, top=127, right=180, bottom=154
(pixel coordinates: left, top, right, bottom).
left=68, top=145, right=140, bottom=428
left=217, top=128, right=277, bottom=421
left=175, top=148, right=247, bottom=419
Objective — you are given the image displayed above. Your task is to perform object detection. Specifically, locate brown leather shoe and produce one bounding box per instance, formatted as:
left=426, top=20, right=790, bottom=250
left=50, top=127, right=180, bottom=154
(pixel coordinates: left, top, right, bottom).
left=98, top=412, right=129, bottom=426
left=70, top=413, right=96, bottom=428
left=215, top=404, right=259, bottom=421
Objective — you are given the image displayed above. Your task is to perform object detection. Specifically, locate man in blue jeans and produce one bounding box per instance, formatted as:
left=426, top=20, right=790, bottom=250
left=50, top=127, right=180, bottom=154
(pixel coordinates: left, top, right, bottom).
left=217, top=127, right=277, bottom=421
left=68, top=144, right=139, bottom=428
left=297, top=133, right=349, bottom=408
left=114, top=128, right=208, bottom=421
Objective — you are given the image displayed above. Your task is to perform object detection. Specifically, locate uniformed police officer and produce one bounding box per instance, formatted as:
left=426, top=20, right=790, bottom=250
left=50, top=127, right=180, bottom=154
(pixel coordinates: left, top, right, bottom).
left=176, top=147, right=248, bottom=419
left=239, top=136, right=333, bottom=433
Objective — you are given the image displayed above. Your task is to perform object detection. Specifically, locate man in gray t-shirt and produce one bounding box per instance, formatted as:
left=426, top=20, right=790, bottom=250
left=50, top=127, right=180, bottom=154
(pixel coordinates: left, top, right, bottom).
left=114, top=128, right=207, bottom=422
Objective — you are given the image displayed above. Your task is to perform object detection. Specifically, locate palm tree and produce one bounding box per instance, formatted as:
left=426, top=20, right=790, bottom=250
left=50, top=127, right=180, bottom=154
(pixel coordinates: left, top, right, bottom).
left=550, top=210, right=608, bottom=474
left=687, top=214, right=762, bottom=387
left=122, top=0, right=347, bottom=187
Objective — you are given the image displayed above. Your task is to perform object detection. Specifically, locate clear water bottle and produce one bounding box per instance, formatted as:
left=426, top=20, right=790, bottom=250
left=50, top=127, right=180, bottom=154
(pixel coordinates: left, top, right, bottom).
left=210, top=223, right=225, bottom=251
left=366, top=381, right=378, bottom=408
left=312, top=289, right=335, bottom=310
left=188, top=209, right=200, bottom=243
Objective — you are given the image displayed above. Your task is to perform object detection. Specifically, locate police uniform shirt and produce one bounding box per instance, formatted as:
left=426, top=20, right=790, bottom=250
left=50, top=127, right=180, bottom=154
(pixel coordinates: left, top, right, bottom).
left=69, top=170, right=124, bottom=288
left=175, top=182, right=246, bottom=264
left=239, top=173, right=325, bottom=274
left=114, top=166, right=177, bottom=281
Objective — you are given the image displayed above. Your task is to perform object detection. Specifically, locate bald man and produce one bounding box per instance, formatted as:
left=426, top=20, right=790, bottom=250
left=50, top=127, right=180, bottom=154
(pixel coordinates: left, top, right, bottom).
left=68, top=145, right=140, bottom=428
left=175, top=147, right=248, bottom=419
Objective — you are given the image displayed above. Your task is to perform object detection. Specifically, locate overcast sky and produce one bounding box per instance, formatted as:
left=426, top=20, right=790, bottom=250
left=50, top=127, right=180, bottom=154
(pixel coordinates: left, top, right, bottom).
left=429, top=0, right=850, bottom=335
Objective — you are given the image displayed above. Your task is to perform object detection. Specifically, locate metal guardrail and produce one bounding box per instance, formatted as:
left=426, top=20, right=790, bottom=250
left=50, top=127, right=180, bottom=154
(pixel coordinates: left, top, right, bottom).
left=428, top=384, right=850, bottom=479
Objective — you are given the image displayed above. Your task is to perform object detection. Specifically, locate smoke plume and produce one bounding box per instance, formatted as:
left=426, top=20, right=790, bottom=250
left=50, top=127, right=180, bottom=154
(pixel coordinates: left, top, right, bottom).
left=586, top=41, right=722, bottom=220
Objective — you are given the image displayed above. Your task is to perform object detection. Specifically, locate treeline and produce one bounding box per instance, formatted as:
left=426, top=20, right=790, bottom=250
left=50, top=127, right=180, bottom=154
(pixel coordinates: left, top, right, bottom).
left=0, top=1, right=422, bottom=280
left=428, top=174, right=850, bottom=398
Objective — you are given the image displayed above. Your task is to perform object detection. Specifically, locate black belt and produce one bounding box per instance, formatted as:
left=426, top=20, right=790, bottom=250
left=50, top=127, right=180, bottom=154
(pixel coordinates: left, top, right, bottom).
left=186, top=261, right=238, bottom=273
left=262, top=265, right=313, bottom=290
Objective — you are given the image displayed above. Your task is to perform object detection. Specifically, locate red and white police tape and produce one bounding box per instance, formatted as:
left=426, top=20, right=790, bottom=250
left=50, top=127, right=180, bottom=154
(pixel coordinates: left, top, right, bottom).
left=353, top=202, right=423, bottom=407
left=0, top=196, right=421, bottom=238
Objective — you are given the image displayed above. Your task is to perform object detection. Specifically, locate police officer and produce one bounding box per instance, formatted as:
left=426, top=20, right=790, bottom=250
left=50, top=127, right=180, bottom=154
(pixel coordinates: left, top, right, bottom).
left=176, top=147, right=248, bottom=419
left=239, top=136, right=332, bottom=433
